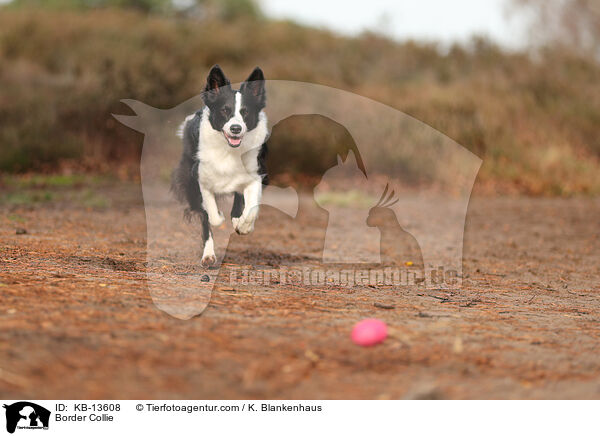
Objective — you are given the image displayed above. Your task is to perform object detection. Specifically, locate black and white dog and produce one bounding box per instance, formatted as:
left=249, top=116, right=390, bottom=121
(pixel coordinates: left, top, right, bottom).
left=172, top=65, right=268, bottom=267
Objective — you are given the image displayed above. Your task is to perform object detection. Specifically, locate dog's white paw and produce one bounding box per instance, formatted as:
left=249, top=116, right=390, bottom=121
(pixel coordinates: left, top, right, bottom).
left=208, top=211, right=224, bottom=227
left=231, top=216, right=240, bottom=228
left=201, top=236, right=216, bottom=267
left=234, top=208, right=258, bottom=235
left=200, top=254, right=217, bottom=268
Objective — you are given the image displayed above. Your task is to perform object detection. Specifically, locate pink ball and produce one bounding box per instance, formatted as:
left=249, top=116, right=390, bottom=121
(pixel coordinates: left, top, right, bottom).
left=351, top=318, right=388, bottom=346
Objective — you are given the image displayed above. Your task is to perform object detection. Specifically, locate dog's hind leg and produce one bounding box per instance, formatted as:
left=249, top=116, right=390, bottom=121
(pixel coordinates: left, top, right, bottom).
left=176, top=160, right=217, bottom=267
left=230, top=192, right=244, bottom=229
left=199, top=209, right=216, bottom=267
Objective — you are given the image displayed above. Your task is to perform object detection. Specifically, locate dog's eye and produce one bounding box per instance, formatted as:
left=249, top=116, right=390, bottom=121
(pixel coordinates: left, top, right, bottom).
left=221, top=107, right=231, bottom=116
left=239, top=108, right=248, bottom=117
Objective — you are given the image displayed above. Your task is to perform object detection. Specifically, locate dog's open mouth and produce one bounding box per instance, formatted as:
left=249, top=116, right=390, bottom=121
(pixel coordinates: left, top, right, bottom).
left=224, top=132, right=242, bottom=148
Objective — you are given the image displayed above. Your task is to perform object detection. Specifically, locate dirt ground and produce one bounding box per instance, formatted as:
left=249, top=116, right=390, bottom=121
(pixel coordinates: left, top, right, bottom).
left=1, top=181, right=599, bottom=399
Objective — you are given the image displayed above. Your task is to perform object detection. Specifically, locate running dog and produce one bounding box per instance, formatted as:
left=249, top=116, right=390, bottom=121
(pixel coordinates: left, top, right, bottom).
left=172, top=65, right=268, bottom=267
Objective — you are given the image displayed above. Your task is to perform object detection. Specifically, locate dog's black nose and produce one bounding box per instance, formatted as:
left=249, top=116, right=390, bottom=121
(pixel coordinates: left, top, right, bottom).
left=230, top=124, right=242, bottom=135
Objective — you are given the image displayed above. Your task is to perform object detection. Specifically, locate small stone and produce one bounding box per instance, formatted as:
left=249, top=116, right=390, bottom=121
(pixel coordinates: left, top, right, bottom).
left=16, top=228, right=27, bottom=235
left=304, top=350, right=320, bottom=363
left=374, top=302, right=395, bottom=310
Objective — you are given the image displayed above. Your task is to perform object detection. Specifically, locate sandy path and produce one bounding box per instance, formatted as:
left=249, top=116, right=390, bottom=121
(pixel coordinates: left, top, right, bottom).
left=0, top=183, right=599, bottom=399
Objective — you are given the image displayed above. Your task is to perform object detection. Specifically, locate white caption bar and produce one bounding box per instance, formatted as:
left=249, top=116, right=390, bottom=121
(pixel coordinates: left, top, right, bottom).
left=1, top=400, right=596, bottom=435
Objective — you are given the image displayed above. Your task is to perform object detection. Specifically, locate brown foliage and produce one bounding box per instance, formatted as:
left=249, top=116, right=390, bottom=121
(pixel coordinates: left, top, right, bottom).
left=1, top=9, right=599, bottom=194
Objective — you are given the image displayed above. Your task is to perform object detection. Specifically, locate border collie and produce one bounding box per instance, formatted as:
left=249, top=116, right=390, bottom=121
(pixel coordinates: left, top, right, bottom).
left=172, top=65, right=268, bottom=267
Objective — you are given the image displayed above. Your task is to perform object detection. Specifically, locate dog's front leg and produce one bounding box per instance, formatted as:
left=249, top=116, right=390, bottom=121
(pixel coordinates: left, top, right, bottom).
left=234, top=179, right=262, bottom=235
left=200, top=186, right=224, bottom=227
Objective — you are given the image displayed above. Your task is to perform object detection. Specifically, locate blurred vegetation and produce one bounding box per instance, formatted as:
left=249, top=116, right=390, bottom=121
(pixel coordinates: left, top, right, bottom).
left=7, top=0, right=263, bottom=18
left=9, top=0, right=175, bottom=13
left=515, top=0, right=600, bottom=58
left=0, top=2, right=599, bottom=195
left=0, top=174, right=113, bottom=207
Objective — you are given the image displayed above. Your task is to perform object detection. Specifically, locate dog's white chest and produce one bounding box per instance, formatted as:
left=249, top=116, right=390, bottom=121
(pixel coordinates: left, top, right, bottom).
left=198, top=148, right=257, bottom=194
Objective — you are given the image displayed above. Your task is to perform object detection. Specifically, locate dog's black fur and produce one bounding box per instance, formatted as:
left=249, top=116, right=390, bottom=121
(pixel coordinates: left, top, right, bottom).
left=171, top=65, right=268, bottom=265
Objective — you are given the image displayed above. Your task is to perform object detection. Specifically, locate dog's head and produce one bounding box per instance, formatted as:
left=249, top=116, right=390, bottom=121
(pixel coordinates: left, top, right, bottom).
left=201, top=65, right=266, bottom=148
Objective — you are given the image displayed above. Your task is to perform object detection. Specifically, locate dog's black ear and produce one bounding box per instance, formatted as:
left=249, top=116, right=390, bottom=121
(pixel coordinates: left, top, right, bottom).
left=203, top=65, right=230, bottom=103
left=241, top=67, right=266, bottom=106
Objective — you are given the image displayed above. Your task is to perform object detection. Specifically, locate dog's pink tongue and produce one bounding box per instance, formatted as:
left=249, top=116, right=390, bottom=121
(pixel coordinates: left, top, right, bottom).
left=229, top=137, right=241, bottom=146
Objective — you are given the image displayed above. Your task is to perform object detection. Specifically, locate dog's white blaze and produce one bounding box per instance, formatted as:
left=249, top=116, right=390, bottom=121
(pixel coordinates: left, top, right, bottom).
left=234, top=91, right=242, bottom=119
left=223, top=91, right=247, bottom=137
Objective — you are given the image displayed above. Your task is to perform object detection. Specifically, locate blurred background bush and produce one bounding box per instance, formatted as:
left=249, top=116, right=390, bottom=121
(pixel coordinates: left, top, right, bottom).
left=0, top=0, right=599, bottom=195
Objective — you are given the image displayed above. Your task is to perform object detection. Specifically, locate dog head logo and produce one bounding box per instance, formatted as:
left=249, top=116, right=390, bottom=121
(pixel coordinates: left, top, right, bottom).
left=3, top=402, right=50, bottom=434
left=115, top=79, right=481, bottom=319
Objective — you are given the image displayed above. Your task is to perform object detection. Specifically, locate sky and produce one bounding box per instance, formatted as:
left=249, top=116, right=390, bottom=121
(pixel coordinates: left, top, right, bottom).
left=260, top=0, right=529, bottom=49
left=0, top=0, right=530, bottom=48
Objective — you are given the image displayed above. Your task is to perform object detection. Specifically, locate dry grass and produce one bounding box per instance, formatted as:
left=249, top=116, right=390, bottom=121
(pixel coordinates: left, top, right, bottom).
left=1, top=8, right=599, bottom=194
